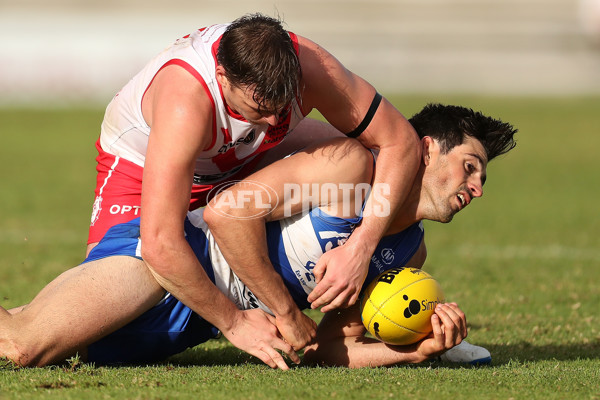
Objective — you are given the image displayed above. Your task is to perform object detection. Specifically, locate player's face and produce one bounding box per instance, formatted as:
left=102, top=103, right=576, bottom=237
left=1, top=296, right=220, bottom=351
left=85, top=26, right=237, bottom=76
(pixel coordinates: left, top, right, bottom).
left=231, top=85, right=280, bottom=125
left=219, top=77, right=281, bottom=126
left=422, top=136, right=488, bottom=223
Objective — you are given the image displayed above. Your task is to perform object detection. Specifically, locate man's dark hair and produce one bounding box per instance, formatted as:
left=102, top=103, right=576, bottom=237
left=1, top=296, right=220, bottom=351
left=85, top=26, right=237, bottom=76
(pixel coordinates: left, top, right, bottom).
left=217, top=13, right=301, bottom=114
left=409, top=103, right=517, bottom=161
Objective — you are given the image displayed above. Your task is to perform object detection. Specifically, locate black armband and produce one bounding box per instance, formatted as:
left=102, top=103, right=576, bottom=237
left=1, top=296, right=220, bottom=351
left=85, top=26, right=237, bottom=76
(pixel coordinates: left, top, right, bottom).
left=345, top=92, right=383, bottom=138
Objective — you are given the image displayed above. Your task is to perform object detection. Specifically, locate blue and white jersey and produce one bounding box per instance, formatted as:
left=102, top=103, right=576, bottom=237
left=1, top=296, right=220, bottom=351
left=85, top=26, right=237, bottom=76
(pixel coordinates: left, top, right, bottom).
left=84, top=204, right=424, bottom=364
left=184, top=207, right=424, bottom=315
left=364, top=222, right=424, bottom=290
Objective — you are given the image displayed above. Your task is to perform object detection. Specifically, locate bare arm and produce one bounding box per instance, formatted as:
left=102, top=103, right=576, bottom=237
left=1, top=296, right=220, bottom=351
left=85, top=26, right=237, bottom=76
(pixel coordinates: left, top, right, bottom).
left=203, top=138, right=374, bottom=350
left=139, top=65, right=297, bottom=370
left=405, top=239, right=427, bottom=269
left=303, top=301, right=468, bottom=368
left=303, top=239, right=454, bottom=369
left=296, top=35, right=422, bottom=312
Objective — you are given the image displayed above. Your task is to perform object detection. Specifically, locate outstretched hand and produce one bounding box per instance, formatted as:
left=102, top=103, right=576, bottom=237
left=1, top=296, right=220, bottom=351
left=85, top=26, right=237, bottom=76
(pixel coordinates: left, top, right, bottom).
left=307, top=244, right=371, bottom=312
left=415, top=302, right=468, bottom=360
left=222, top=309, right=300, bottom=370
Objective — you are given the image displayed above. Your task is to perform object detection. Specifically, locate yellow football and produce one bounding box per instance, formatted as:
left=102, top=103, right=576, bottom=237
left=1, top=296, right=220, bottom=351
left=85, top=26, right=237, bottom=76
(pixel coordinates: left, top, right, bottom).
left=360, top=267, right=445, bottom=345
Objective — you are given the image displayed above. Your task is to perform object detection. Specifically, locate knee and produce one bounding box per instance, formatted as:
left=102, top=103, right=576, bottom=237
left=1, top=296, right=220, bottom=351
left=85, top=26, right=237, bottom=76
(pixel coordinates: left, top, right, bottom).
left=0, top=337, right=30, bottom=367
left=1, top=340, right=39, bottom=367
left=0, top=328, right=52, bottom=367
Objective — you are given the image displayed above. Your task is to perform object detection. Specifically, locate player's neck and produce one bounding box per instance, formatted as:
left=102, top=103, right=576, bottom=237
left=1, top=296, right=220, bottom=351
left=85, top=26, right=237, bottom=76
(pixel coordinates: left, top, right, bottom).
left=384, top=193, right=420, bottom=236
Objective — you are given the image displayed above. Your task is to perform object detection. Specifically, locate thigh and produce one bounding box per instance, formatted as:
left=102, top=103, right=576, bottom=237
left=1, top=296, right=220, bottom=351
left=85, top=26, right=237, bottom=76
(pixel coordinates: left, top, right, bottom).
left=11, top=256, right=165, bottom=366
left=87, top=294, right=219, bottom=365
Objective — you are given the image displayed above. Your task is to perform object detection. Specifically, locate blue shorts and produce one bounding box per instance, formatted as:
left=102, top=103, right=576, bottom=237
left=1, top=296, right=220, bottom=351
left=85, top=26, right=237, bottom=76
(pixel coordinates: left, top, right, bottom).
left=84, top=218, right=219, bottom=364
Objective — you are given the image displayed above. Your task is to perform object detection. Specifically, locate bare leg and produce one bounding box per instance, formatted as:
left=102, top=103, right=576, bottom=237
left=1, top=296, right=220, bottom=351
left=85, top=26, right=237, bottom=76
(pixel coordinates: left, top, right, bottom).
left=0, top=256, right=164, bottom=366
left=7, top=306, right=26, bottom=314
left=86, top=242, right=98, bottom=257
left=6, top=260, right=86, bottom=315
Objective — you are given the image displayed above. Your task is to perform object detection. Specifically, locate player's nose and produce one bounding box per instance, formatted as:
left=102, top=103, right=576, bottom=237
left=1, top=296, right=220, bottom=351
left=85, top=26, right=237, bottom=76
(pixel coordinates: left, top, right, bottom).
left=264, top=113, right=279, bottom=126
left=469, top=179, right=484, bottom=198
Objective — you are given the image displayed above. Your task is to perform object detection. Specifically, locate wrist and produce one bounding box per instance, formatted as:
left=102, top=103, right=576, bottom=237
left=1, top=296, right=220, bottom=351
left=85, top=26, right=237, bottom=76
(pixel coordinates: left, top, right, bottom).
left=219, top=307, right=244, bottom=333
left=345, top=230, right=379, bottom=257
left=410, top=344, right=434, bottom=364
left=412, top=352, right=430, bottom=364
left=272, top=300, right=303, bottom=320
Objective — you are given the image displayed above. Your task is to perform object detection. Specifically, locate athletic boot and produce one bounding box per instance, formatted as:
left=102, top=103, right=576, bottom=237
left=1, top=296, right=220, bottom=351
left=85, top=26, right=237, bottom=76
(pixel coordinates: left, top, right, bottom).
left=439, top=340, right=492, bottom=365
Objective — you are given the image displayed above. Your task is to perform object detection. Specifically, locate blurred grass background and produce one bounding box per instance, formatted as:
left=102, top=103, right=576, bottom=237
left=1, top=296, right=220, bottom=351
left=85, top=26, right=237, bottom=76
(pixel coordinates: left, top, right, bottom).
left=1, top=95, right=599, bottom=399
left=1, top=0, right=599, bottom=398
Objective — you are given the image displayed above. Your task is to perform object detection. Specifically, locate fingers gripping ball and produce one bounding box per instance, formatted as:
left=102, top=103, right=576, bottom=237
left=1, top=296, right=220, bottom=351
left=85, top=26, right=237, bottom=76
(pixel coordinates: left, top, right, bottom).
left=360, top=267, right=445, bottom=345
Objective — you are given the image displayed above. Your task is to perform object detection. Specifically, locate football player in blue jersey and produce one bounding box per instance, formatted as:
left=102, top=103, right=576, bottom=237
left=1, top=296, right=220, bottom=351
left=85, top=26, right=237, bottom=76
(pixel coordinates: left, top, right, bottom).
left=0, top=104, right=516, bottom=369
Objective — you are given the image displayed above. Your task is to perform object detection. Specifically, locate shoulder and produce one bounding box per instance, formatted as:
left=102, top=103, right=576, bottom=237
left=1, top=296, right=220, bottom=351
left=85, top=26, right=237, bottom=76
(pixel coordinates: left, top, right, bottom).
left=151, top=63, right=213, bottom=105
left=144, top=63, right=214, bottom=135
left=295, top=35, right=340, bottom=76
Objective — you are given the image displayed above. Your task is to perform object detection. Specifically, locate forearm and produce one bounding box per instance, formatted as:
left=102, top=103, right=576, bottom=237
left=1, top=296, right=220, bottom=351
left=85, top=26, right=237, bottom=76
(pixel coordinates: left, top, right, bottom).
left=303, top=336, right=427, bottom=368
left=142, top=235, right=241, bottom=332
left=305, top=303, right=468, bottom=368
left=203, top=210, right=299, bottom=318
left=144, top=233, right=304, bottom=369
left=349, top=138, right=421, bottom=247
left=303, top=306, right=426, bottom=368
left=204, top=207, right=316, bottom=349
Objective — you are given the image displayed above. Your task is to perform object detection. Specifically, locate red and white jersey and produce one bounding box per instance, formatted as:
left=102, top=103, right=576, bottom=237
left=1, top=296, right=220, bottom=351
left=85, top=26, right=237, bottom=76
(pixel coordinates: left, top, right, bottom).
left=99, top=24, right=305, bottom=185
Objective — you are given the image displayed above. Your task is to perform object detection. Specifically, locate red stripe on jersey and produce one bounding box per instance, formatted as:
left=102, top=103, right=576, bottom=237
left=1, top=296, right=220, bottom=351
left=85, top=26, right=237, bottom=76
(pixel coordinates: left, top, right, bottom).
left=141, top=59, right=218, bottom=152
left=288, top=31, right=299, bottom=54
left=287, top=32, right=308, bottom=117
left=221, top=127, right=232, bottom=143
left=181, top=27, right=208, bottom=40
left=211, top=37, right=246, bottom=122
left=211, top=108, right=293, bottom=172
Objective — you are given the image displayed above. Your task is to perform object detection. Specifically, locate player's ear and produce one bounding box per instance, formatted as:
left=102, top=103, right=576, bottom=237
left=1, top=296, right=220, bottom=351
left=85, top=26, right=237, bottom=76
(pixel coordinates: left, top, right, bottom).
left=215, top=65, right=229, bottom=88
left=422, top=137, right=435, bottom=166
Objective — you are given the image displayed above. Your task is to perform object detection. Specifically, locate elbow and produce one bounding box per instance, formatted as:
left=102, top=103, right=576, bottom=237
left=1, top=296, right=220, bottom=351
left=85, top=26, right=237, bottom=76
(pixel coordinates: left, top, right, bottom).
left=302, top=343, right=330, bottom=367
left=201, top=203, right=220, bottom=230
left=302, top=340, right=351, bottom=368
left=140, top=228, right=160, bottom=264
left=139, top=225, right=179, bottom=276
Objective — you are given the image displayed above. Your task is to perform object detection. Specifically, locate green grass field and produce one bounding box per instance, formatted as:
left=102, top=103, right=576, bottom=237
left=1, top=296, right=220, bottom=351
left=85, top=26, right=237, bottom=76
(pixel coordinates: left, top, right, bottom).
left=0, top=96, right=599, bottom=399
